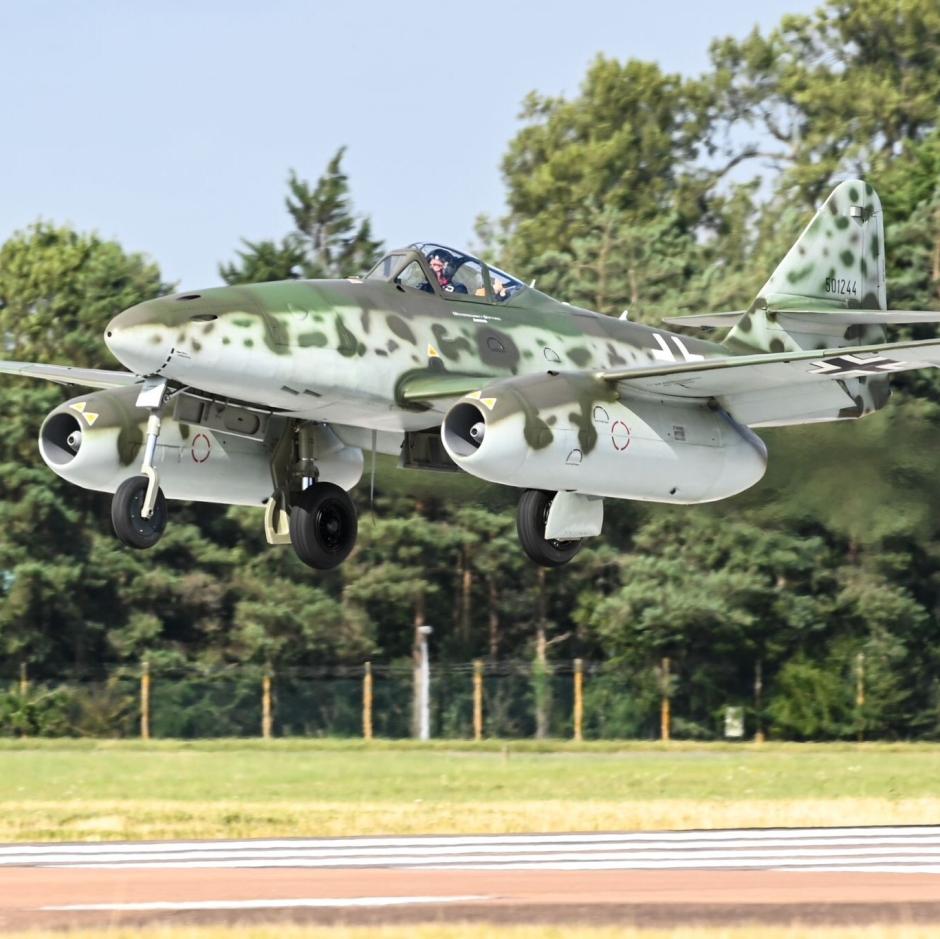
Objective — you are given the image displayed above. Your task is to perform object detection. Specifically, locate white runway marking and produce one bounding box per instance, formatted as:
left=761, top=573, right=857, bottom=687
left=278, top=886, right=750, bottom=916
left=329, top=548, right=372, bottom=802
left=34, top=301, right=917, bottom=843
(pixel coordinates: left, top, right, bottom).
left=4, top=826, right=940, bottom=874
left=44, top=895, right=491, bottom=913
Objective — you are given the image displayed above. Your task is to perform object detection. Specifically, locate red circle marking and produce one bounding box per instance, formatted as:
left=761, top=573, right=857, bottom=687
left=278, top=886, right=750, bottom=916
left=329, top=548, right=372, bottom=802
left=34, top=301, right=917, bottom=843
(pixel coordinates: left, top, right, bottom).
left=191, top=432, right=211, bottom=463
left=611, top=420, right=631, bottom=452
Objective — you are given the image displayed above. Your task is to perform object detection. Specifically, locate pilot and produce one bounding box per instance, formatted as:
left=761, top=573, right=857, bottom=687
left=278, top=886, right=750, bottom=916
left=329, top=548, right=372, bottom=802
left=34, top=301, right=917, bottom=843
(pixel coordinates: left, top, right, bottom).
left=425, top=250, right=468, bottom=294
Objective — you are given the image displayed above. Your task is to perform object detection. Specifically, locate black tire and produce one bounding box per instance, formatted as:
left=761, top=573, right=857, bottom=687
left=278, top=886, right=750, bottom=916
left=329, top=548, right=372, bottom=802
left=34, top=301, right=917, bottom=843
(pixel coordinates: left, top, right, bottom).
left=516, top=489, right=582, bottom=568
left=289, top=482, right=358, bottom=570
left=111, top=475, right=167, bottom=549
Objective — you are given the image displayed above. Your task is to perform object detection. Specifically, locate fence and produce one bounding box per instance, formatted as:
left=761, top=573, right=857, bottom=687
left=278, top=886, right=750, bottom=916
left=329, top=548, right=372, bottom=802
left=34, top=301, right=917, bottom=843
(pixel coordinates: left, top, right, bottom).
left=1, top=654, right=885, bottom=741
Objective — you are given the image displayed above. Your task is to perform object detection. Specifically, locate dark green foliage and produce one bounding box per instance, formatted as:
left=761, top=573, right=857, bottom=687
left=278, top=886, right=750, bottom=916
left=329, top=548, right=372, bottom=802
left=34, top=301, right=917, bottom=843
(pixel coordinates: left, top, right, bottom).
left=5, top=0, right=940, bottom=740
left=220, top=148, right=383, bottom=284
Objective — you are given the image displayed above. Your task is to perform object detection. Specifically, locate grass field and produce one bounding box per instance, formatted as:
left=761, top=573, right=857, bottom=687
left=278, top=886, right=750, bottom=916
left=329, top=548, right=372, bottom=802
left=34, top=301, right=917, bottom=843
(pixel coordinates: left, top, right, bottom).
left=2, top=739, right=939, bottom=841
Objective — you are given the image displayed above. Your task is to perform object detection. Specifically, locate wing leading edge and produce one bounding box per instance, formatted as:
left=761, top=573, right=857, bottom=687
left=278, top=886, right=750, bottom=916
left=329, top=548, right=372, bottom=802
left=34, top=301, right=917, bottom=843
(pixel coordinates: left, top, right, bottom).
left=0, top=360, right=140, bottom=390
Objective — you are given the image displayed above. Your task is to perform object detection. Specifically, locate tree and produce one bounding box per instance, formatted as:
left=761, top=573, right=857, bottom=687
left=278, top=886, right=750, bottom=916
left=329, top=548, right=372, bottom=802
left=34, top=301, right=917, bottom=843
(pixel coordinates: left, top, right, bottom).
left=0, top=222, right=166, bottom=367
left=709, top=0, right=940, bottom=204
left=0, top=224, right=167, bottom=674
left=220, top=148, right=383, bottom=284
left=492, top=57, right=715, bottom=283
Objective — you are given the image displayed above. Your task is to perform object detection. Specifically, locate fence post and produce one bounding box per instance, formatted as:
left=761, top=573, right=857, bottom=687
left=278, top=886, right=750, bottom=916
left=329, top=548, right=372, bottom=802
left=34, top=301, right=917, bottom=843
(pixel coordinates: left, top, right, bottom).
left=140, top=660, right=151, bottom=741
left=753, top=659, right=765, bottom=744
left=363, top=661, right=373, bottom=741
left=660, top=657, right=671, bottom=742
left=473, top=659, right=484, bottom=741
left=573, top=658, right=584, bottom=741
left=18, top=663, right=28, bottom=697
left=856, top=651, right=865, bottom=742
left=262, top=668, right=273, bottom=740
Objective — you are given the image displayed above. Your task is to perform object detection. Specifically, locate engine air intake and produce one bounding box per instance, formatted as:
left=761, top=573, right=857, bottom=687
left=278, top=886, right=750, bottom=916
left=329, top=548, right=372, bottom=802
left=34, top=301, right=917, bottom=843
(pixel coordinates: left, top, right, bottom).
left=442, top=401, right=487, bottom=457
left=40, top=412, right=83, bottom=466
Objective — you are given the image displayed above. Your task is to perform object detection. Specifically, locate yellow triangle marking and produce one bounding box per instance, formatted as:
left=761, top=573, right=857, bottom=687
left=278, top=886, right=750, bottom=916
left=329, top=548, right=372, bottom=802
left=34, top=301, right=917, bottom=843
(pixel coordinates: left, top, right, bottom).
left=427, top=344, right=440, bottom=358
left=70, top=402, right=86, bottom=413
left=467, top=390, right=482, bottom=400
left=481, top=397, right=497, bottom=410
left=85, top=412, right=99, bottom=426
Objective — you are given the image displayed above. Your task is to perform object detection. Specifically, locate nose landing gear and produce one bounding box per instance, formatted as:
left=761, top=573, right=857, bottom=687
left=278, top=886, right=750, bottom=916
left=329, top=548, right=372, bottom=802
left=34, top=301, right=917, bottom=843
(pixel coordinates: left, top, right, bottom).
left=111, top=475, right=167, bottom=548
left=112, top=379, right=168, bottom=550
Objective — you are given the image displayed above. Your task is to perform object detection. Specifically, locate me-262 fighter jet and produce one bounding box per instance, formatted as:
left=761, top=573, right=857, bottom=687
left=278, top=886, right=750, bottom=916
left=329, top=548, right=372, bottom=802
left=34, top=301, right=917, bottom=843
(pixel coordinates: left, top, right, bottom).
left=6, top=179, right=940, bottom=568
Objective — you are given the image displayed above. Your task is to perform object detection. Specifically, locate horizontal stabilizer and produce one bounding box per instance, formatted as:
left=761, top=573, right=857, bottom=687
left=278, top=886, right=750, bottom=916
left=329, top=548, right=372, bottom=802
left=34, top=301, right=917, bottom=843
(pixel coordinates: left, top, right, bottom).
left=0, top=360, right=140, bottom=389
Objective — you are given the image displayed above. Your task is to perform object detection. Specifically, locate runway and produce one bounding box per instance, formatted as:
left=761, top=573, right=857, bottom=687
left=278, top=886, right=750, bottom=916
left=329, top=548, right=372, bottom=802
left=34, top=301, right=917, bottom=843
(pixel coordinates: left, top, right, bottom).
left=2, top=825, right=940, bottom=930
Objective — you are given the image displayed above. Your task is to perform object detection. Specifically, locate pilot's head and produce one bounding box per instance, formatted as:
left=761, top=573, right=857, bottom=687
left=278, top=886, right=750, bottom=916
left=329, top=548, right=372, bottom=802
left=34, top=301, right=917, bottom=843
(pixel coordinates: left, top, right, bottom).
left=428, top=249, right=453, bottom=282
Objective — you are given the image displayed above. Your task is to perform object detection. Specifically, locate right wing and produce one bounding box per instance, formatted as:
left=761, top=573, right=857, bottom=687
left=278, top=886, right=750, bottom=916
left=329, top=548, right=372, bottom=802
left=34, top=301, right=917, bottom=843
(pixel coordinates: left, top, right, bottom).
left=597, top=337, right=940, bottom=427
left=0, top=360, right=140, bottom=390
left=663, top=309, right=940, bottom=329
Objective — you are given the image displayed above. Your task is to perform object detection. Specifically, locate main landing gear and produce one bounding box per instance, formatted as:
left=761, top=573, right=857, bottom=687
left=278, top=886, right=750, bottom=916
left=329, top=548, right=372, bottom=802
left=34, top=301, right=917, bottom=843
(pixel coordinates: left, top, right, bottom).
left=289, top=482, right=358, bottom=570
left=112, top=381, right=168, bottom=550
left=516, top=489, right=582, bottom=568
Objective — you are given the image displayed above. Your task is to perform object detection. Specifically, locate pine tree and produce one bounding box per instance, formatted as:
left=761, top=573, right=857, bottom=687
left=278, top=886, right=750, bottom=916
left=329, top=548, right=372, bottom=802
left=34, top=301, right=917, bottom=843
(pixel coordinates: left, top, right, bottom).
left=220, top=148, right=383, bottom=285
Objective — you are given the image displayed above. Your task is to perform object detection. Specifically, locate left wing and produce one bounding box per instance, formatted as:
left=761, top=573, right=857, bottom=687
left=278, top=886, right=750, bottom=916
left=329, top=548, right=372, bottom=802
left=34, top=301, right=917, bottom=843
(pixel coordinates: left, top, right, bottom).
left=0, top=360, right=140, bottom=390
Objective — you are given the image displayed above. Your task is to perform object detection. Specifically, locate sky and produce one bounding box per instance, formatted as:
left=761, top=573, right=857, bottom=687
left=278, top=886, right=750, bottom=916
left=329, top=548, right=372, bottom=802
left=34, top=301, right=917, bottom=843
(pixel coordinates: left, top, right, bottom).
left=0, top=0, right=820, bottom=290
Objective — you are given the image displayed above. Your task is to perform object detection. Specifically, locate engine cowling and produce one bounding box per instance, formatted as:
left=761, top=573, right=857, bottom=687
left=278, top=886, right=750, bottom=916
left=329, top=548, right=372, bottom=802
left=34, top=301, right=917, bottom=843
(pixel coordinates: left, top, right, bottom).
left=39, top=386, right=362, bottom=505
left=441, top=372, right=767, bottom=504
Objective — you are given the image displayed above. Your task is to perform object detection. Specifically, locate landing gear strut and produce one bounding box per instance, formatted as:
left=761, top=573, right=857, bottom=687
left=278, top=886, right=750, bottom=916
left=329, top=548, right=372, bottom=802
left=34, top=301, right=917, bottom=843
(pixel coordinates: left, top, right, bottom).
left=516, top=489, right=582, bottom=568
left=289, top=482, right=358, bottom=570
left=112, top=379, right=168, bottom=549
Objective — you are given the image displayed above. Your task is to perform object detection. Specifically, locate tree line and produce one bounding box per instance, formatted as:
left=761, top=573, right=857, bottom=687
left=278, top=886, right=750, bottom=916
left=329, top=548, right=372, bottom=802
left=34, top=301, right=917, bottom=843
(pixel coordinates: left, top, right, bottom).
left=2, top=0, right=940, bottom=739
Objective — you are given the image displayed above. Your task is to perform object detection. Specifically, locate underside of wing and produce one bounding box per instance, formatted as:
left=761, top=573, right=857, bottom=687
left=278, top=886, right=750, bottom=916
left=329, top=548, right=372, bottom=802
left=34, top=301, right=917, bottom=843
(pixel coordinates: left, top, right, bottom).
left=0, top=360, right=141, bottom=389
left=598, top=338, right=940, bottom=427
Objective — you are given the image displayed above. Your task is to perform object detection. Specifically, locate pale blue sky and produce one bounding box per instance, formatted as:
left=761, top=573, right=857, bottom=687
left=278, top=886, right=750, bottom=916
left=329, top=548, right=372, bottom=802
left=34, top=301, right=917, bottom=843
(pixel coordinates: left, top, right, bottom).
left=0, top=0, right=818, bottom=289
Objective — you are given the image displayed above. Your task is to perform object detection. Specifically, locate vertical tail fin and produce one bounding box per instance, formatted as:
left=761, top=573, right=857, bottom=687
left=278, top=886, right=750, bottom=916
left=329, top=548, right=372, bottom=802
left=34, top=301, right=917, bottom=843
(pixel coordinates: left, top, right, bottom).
left=726, top=179, right=886, bottom=355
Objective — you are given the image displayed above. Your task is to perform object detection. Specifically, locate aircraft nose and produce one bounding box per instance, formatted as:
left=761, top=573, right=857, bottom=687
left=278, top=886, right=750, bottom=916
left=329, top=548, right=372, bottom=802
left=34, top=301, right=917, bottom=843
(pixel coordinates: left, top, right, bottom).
left=105, top=301, right=172, bottom=375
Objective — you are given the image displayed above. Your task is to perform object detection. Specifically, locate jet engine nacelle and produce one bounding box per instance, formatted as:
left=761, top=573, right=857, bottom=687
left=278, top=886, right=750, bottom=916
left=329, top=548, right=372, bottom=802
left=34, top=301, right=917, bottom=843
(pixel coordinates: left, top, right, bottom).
left=39, top=386, right=362, bottom=505
left=441, top=373, right=767, bottom=504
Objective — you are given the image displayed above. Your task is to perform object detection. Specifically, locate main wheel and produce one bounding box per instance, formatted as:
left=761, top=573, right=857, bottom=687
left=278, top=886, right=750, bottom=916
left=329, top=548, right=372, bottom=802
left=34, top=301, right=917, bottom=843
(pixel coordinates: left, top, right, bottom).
left=516, top=489, right=582, bottom=568
left=111, top=475, right=167, bottom=549
left=289, top=482, right=358, bottom=570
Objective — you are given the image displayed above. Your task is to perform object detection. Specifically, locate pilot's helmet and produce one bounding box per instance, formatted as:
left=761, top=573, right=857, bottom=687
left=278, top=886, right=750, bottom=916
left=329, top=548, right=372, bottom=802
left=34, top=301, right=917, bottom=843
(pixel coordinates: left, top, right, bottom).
left=427, top=248, right=456, bottom=280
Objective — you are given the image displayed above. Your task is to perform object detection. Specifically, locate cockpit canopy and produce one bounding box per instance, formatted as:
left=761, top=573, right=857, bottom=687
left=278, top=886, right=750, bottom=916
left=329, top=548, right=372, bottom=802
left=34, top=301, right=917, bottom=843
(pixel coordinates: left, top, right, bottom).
left=365, top=243, right=524, bottom=303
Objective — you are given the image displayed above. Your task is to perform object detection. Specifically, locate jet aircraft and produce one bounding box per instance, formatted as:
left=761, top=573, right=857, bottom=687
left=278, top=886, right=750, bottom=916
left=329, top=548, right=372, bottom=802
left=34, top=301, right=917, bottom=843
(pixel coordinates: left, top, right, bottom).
left=5, top=180, right=940, bottom=568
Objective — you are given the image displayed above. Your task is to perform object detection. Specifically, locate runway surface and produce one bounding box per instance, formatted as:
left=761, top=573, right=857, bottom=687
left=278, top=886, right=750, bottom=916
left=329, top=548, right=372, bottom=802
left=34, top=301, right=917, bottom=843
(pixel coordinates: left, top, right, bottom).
left=3, top=825, right=940, bottom=930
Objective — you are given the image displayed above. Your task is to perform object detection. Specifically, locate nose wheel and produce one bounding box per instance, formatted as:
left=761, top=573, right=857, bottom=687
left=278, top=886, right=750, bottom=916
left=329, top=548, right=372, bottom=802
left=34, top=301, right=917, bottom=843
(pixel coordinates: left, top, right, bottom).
left=517, top=489, right=582, bottom=567
left=112, top=475, right=167, bottom=548
left=113, top=378, right=169, bottom=550
left=289, top=482, right=358, bottom=570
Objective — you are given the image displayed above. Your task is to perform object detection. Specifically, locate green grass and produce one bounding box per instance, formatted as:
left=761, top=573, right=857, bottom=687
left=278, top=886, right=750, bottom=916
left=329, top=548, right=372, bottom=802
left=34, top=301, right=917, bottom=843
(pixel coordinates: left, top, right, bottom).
left=3, top=738, right=939, bottom=802
left=2, top=739, right=939, bottom=841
